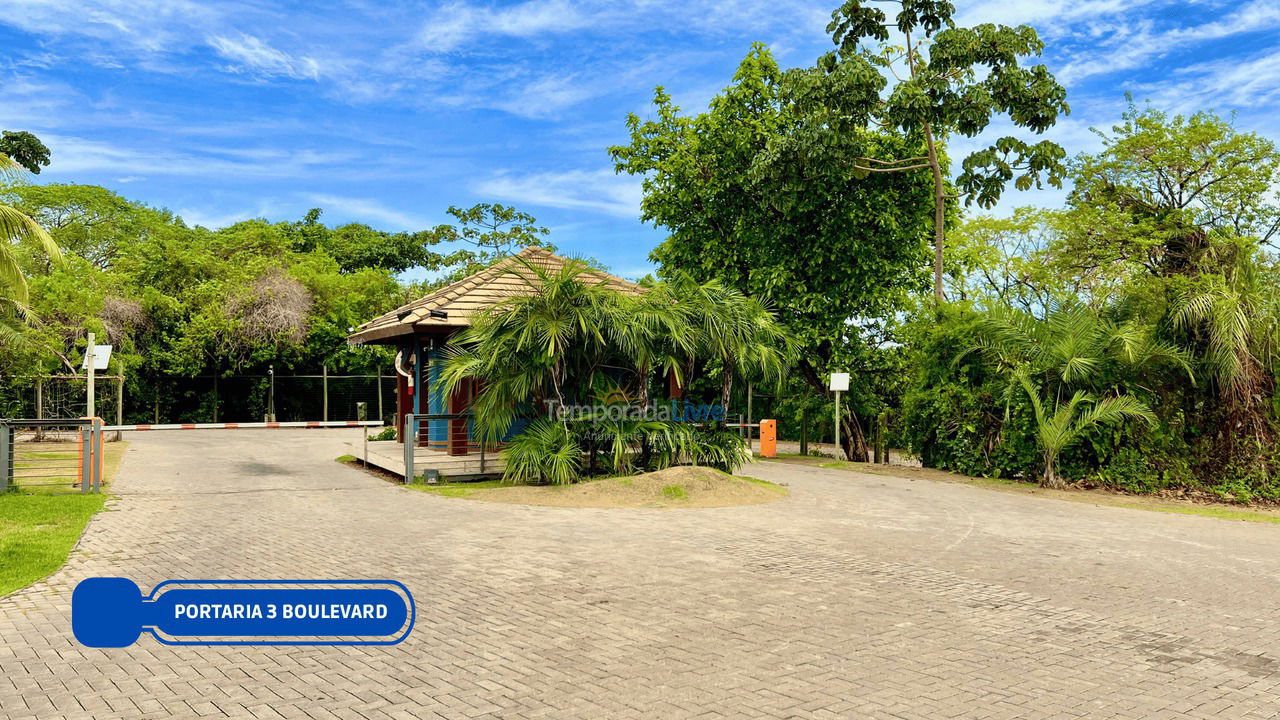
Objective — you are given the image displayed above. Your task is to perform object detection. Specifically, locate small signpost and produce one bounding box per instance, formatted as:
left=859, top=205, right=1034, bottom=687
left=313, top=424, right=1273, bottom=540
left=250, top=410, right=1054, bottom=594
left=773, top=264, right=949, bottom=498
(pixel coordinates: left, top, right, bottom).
left=80, top=334, right=113, bottom=419
left=829, top=372, right=850, bottom=460
left=357, top=401, right=368, bottom=467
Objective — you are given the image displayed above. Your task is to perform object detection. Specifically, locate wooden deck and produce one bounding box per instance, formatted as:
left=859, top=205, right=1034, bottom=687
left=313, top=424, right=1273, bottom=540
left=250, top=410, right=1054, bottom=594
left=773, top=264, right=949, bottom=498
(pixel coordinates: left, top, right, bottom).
left=346, top=439, right=505, bottom=481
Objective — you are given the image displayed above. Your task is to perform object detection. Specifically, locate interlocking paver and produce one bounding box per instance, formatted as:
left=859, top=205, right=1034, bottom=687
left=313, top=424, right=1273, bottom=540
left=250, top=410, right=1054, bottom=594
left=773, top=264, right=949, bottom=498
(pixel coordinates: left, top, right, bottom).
left=2, top=430, right=1279, bottom=718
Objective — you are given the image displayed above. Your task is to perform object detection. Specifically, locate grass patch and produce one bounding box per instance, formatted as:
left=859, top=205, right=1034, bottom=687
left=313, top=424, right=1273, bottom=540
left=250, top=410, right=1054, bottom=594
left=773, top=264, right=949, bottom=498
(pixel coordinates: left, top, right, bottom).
left=661, top=484, right=688, bottom=500
left=335, top=454, right=357, bottom=463
left=0, top=440, right=127, bottom=597
left=406, top=479, right=507, bottom=499
left=0, top=494, right=106, bottom=596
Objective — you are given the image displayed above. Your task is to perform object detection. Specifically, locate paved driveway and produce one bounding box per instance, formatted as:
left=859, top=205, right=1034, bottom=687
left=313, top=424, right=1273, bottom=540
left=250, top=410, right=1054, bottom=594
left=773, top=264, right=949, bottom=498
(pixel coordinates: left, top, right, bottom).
left=3, top=430, right=1280, bottom=719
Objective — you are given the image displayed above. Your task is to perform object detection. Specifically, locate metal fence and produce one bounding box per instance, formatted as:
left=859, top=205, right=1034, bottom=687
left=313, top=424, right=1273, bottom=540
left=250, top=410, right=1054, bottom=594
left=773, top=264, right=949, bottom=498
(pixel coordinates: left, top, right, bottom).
left=0, top=372, right=397, bottom=427
left=0, top=418, right=104, bottom=493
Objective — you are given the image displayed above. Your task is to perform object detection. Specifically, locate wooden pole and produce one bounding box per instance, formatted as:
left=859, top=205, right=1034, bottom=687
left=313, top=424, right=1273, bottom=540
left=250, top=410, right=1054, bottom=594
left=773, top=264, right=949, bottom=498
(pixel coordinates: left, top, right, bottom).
left=86, top=332, right=96, bottom=419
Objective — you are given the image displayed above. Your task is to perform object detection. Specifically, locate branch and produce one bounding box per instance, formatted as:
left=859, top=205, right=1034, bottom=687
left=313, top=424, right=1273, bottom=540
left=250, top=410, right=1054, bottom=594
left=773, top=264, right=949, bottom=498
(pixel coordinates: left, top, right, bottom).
left=858, top=156, right=929, bottom=166
left=852, top=163, right=931, bottom=173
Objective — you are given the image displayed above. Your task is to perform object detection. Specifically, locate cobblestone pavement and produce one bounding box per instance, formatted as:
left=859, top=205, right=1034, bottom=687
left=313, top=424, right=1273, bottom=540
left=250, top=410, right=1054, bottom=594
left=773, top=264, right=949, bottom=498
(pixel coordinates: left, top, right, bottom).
left=3, top=430, right=1280, bottom=719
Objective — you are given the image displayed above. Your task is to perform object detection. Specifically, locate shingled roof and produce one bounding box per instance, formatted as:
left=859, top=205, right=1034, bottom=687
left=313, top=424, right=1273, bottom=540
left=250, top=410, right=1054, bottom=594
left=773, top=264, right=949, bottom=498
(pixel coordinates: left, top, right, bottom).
left=347, top=246, right=645, bottom=345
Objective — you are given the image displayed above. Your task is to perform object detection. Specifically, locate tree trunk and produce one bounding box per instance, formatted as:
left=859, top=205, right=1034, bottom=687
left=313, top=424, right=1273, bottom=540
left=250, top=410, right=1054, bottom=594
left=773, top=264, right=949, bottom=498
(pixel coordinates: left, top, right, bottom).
left=841, top=411, right=870, bottom=462
left=1041, top=453, right=1067, bottom=489
left=720, top=358, right=733, bottom=417
left=636, top=361, right=650, bottom=407
left=923, top=120, right=947, bottom=304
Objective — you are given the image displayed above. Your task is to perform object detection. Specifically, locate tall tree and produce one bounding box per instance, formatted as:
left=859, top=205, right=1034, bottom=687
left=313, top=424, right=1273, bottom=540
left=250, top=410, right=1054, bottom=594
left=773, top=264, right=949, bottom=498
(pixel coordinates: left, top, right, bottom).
left=429, top=203, right=554, bottom=280
left=0, top=131, right=51, bottom=175
left=822, top=0, right=1070, bottom=300
left=0, top=155, right=61, bottom=306
left=1066, top=104, right=1280, bottom=277
left=612, top=44, right=935, bottom=460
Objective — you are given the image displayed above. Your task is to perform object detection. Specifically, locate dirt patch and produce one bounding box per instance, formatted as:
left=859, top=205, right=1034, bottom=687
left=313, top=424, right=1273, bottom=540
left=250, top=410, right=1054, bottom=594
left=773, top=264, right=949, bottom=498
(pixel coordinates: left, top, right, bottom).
left=445, top=466, right=788, bottom=509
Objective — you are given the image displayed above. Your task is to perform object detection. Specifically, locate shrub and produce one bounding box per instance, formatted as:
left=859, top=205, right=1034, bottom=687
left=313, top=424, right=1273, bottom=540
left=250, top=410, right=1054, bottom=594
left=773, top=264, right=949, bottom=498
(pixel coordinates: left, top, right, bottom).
left=502, top=420, right=581, bottom=485
left=690, top=425, right=752, bottom=473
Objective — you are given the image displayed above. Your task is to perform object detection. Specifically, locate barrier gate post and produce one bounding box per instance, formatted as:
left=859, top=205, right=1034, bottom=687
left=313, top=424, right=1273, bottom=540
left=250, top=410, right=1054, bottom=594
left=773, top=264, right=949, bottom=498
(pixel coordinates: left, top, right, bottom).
left=0, top=423, right=11, bottom=492
left=403, top=415, right=416, bottom=483
left=760, top=419, right=777, bottom=458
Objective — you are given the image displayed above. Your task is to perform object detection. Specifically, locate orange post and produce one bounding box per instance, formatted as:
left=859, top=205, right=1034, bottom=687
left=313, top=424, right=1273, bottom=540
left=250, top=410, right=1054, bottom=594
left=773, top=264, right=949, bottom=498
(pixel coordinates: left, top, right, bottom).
left=760, top=418, right=777, bottom=458
left=93, top=417, right=104, bottom=491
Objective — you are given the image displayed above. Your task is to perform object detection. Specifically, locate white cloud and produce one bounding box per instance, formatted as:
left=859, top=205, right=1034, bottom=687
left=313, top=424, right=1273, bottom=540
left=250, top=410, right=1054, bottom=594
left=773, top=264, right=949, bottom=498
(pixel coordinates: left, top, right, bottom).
left=207, top=34, right=322, bottom=80
left=417, top=0, right=593, bottom=53
left=0, top=0, right=222, bottom=52
left=175, top=205, right=263, bottom=230
left=1132, top=48, right=1280, bottom=116
left=476, top=168, right=642, bottom=218
left=37, top=133, right=358, bottom=179
left=955, top=0, right=1150, bottom=31
left=303, top=194, right=430, bottom=232
left=488, top=73, right=598, bottom=117
left=1054, top=0, right=1280, bottom=84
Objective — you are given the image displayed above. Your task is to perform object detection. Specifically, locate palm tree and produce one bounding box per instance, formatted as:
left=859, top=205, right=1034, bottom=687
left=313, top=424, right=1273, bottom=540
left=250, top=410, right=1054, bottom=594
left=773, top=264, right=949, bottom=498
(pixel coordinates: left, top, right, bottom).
left=1171, top=242, right=1275, bottom=444
left=1, top=154, right=61, bottom=306
left=439, top=256, right=618, bottom=441
left=666, top=275, right=794, bottom=412
left=972, top=303, right=1186, bottom=487
left=605, top=280, right=697, bottom=407
left=972, top=302, right=1192, bottom=396
left=1013, top=365, right=1155, bottom=488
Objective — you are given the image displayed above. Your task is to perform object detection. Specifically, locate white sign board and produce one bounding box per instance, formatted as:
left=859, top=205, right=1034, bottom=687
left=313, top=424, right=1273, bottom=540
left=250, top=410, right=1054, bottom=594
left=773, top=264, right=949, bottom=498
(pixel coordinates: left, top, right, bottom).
left=829, top=372, right=850, bottom=392
left=81, top=344, right=113, bottom=371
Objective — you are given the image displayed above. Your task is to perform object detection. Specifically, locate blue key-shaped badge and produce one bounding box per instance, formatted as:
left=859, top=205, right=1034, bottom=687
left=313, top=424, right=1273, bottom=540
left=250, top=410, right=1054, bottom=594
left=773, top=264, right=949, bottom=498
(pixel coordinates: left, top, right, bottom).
left=72, top=578, right=415, bottom=648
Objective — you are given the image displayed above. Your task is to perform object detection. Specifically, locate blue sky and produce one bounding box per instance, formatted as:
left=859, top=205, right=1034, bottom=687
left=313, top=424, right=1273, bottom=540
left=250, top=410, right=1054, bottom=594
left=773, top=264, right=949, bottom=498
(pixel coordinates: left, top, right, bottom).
left=2, top=0, right=1280, bottom=281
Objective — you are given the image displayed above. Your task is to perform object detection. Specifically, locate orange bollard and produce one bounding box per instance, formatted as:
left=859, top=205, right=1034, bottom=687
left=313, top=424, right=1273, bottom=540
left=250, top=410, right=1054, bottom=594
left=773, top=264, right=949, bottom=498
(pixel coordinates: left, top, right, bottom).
left=760, top=418, right=777, bottom=458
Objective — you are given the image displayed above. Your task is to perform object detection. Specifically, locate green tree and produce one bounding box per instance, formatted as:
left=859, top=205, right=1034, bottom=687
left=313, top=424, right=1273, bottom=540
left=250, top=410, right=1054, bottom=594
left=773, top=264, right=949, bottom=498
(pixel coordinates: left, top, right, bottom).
left=1171, top=242, right=1277, bottom=446
left=3, top=183, right=172, bottom=269
left=440, top=257, right=619, bottom=440
left=281, top=208, right=455, bottom=274
left=611, top=44, right=935, bottom=459
left=428, top=203, right=554, bottom=281
left=1056, top=105, right=1280, bottom=478
left=663, top=275, right=793, bottom=412
left=0, top=131, right=50, bottom=175
left=822, top=0, right=1070, bottom=300
left=1013, top=365, right=1155, bottom=489
left=0, top=155, right=61, bottom=308
left=972, top=303, right=1189, bottom=487
left=1065, top=103, right=1280, bottom=278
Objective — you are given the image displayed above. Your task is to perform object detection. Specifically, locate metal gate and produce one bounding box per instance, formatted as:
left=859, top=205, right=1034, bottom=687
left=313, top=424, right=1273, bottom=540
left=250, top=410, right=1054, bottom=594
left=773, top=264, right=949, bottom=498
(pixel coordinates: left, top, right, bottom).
left=0, top=418, right=104, bottom=493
